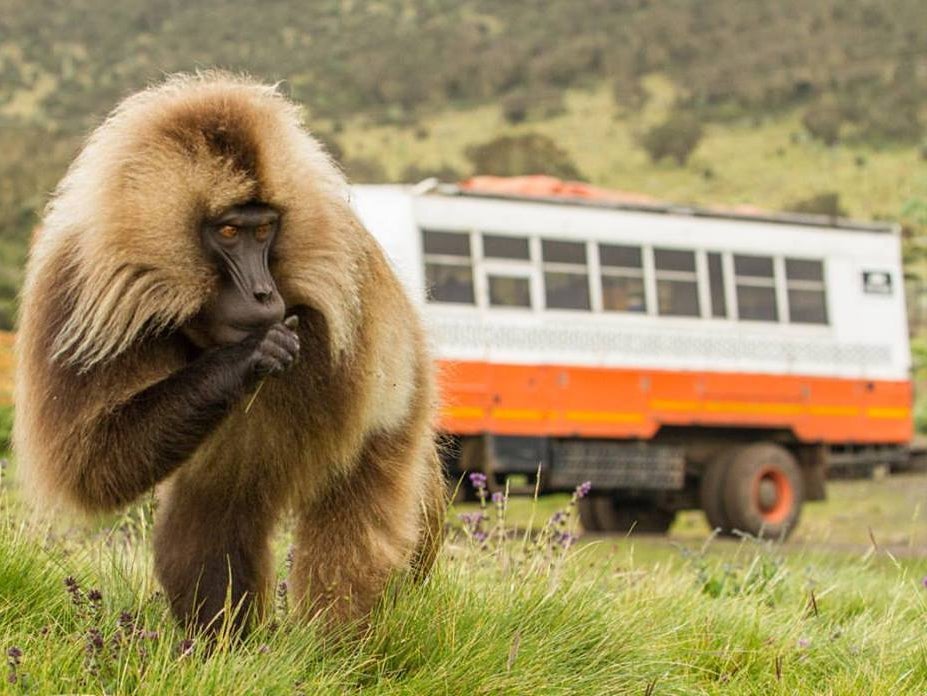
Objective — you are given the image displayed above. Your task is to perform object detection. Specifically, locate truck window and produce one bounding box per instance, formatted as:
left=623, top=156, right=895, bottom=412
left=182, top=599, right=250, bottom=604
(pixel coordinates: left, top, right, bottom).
left=542, top=239, right=590, bottom=310
left=488, top=275, right=531, bottom=307
left=422, top=229, right=475, bottom=304
left=707, top=252, right=727, bottom=318
left=734, top=254, right=778, bottom=321
left=483, top=234, right=530, bottom=259
left=654, top=247, right=700, bottom=317
left=600, top=244, right=646, bottom=313
left=786, top=258, right=828, bottom=324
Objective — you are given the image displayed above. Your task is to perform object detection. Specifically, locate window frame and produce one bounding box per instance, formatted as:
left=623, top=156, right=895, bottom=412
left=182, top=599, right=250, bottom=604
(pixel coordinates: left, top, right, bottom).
left=540, top=237, right=592, bottom=311
left=705, top=251, right=728, bottom=319
left=482, top=260, right=537, bottom=310
left=733, top=253, right=779, bottom=323
left=653, top=246, right=701, bottom=318
left=784, top=257, right=829, bottom=325
left=598, top=242, right=648, bottom=314
left=421, top=228, right=477, bottom=306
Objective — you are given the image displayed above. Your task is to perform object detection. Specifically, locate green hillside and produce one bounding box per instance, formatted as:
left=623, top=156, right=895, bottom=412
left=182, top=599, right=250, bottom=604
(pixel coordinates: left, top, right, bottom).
left=1, top=0, right=926, bottom=328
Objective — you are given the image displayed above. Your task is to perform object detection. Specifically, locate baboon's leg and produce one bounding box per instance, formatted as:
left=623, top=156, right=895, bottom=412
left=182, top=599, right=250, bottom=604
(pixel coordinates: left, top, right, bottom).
left=410, top=451, right=447, bottom=581
left=153, top=477, right=278, bottom=636
left=290, top=436, right=444, bottom=627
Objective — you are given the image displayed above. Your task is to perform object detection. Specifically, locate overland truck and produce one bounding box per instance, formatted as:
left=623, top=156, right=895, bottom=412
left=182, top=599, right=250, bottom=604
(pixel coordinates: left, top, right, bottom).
left=353, top=176, right=912, bottom=538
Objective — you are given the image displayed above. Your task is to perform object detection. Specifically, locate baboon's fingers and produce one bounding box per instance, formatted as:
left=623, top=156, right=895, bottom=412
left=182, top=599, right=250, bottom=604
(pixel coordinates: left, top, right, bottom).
left=260, top=338, right=296, bottom=367
left=265, top=325, right=300, bottom=358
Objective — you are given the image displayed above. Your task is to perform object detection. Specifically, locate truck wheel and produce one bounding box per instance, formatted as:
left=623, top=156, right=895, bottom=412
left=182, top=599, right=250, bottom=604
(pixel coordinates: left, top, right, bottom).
left=578, top=498, right=600, bottom=532
left=593, top=497, right=675, bottom=534
left=700, top=451, right=735, bottom=535
left=722, top=443, right=803, bottom=539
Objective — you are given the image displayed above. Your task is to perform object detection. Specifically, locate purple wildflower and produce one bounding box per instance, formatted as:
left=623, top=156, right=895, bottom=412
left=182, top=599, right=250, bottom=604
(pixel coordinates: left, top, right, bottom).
left=458, top=511, right=487, bottom=533
left=491, top=491, right=505, bottom=505
left=276, top=580, right=289, bottom=616
left=87, top=589, right=103, bottom=604
left=86, top=628, right=104, bottom=654
left=469, top=472, right=488, bottom=490
left=118, top=611, right=135, bottom=631
left=64, top=576, right=82, bottom=605
left=6, top=647, right=21, bottom=665
left=550, top=511, right=567, bottom=526
left=473, top=530, right=488, bottom=544
left=922, top=576, right=927, bottom=589
left=576, top=481, right=592, bottom=499
left=797, top=637, right=811, bottom=649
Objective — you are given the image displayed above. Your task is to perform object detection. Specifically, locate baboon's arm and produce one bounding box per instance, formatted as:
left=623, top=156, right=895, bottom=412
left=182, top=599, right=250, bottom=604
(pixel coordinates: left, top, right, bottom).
left=73, top=322, right=299, bottom=510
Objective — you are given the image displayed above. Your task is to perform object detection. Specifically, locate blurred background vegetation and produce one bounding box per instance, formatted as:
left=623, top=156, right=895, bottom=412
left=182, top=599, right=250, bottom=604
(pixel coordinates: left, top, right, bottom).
left=1, top=0, right=926, bottom=341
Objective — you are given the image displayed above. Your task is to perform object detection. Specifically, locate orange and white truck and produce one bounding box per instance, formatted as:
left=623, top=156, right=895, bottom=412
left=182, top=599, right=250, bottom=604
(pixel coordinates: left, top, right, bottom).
left=352, top=175, right=915, bottom=537
left=351, top=177, right=912, bottom=537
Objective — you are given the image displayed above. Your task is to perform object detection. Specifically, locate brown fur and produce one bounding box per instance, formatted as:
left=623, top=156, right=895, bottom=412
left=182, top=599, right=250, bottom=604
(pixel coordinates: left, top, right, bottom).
left=14, top=72, right=445, bottom=632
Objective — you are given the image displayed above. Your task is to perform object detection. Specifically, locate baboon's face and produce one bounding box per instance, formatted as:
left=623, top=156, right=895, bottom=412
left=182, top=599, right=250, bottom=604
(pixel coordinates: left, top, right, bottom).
left=188, top=202, right=286, bottom=346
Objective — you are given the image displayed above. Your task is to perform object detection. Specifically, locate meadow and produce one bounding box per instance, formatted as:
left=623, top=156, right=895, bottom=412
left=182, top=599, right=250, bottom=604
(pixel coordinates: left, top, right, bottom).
left=1, top=449, right=926, bottom=695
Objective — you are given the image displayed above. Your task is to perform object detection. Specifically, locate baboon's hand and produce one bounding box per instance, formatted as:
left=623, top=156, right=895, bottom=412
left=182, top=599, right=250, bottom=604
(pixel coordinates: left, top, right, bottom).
left=248, top=316, right=300, bottom=377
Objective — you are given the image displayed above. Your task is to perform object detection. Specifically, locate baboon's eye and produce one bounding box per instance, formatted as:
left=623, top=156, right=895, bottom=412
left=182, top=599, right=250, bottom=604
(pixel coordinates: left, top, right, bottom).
left=218, top=225, right=238, bottom=240
left=255, top=224, right=272, bottom=242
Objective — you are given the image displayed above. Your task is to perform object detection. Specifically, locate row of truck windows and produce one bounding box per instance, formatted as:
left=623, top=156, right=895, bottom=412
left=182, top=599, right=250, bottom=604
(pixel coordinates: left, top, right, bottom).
left=421, top=229, right=829, bottom=325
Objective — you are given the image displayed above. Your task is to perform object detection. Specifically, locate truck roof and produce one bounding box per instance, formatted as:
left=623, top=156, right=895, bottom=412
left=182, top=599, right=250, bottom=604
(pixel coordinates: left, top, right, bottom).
left=420, top=176, right=897, bottom=235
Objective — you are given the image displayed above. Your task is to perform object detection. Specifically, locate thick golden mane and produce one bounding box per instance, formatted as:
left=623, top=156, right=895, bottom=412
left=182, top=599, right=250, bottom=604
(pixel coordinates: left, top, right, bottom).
left=34, top=71, right=358, bottom=370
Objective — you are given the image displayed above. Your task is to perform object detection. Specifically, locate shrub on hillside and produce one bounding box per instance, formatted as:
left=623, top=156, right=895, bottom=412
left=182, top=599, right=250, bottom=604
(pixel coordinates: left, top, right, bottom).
left=501, top=87, right=566, bottom=125
left=501, top=92, right=529, bottom=125
left=640, top=112, right=703, bottom=166
left=783, top=191, right=848, bottom=218
left=802, top=100, right=842, bottom=145
left=465, top=133, right=583, bottom=180
left=312, top=131, right=345, bottom=164
left=0, top=301, right=13, bottom=332
left=0, top=405, right=11, bottom=452
left=342, top=157, right=388, bottom=183
left=611, top=71, right=647, bottom=112
left=399, top=163, right=464, bottom=184
left=858, top=98, right=923, bottom=143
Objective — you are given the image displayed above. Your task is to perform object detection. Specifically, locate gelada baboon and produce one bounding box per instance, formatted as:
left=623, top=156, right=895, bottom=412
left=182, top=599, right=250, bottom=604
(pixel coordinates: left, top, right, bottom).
left=14, top=72, right=445, bottom=634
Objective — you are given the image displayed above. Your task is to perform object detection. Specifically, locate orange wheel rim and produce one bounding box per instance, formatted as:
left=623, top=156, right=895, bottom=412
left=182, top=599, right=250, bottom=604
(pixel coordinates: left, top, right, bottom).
left=752, top=467, right=793, bottom=525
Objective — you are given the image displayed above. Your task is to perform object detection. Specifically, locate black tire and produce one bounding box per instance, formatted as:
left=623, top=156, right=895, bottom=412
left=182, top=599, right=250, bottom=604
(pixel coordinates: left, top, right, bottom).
left=578, top=498, right=600, bottom=532
left=700, top=450, right=735, bottom=535
left=722, top=442, right=804, bottom=539
left=592, top=497, right=675, bottom=534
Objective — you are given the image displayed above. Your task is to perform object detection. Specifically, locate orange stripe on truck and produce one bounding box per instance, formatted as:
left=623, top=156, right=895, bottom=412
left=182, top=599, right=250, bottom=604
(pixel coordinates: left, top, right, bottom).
left=437, top=360, right=912, bottom=445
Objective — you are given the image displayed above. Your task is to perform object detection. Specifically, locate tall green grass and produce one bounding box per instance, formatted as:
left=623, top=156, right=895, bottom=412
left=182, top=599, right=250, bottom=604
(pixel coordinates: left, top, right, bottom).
left=1, top=465, right=926, bottom=694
